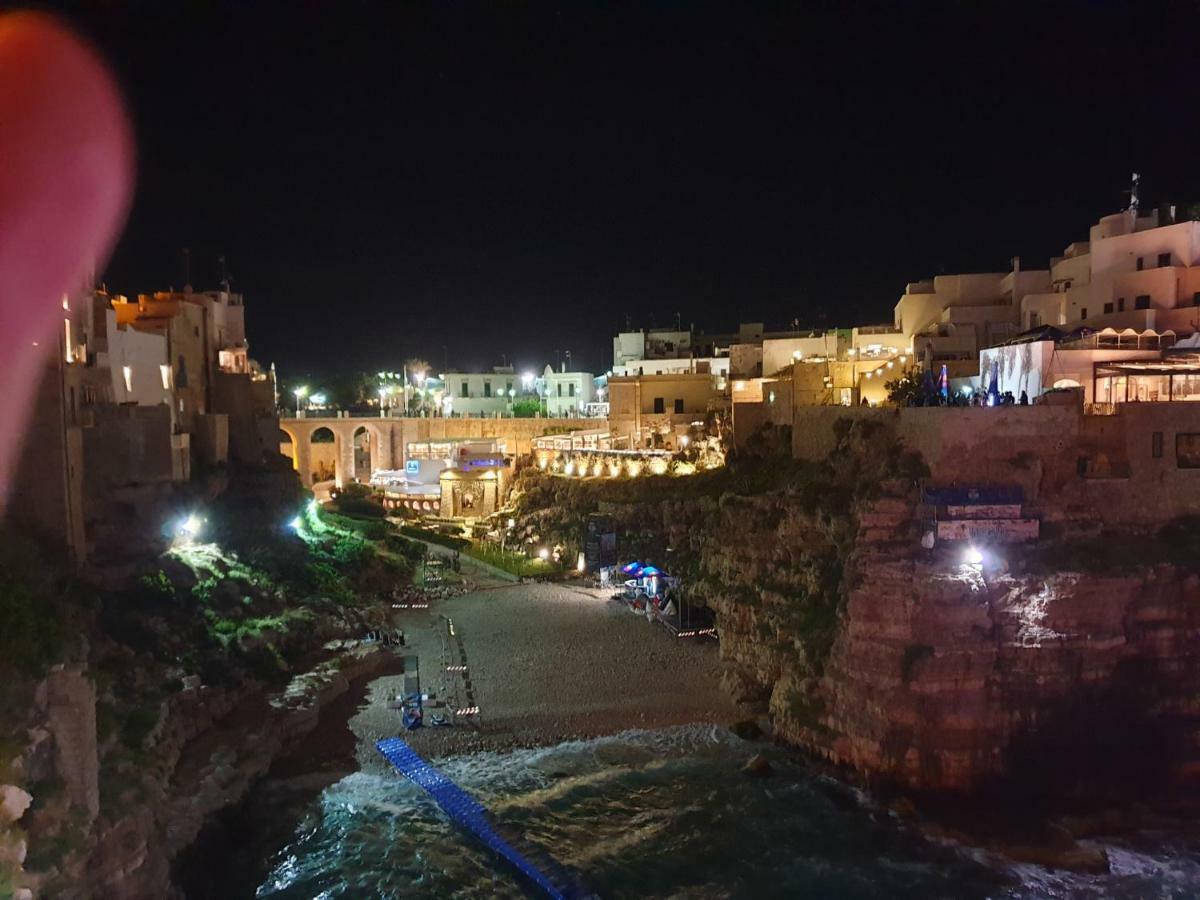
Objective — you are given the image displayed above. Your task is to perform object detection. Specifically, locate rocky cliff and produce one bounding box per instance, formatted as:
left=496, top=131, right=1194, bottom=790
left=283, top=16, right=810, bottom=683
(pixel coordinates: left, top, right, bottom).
left=516, top=420, right=1200, bottom=804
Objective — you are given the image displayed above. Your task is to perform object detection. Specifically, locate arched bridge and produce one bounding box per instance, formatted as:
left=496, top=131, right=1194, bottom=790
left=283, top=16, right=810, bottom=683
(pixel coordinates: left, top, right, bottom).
left=278, top=415, right=592, bottom=487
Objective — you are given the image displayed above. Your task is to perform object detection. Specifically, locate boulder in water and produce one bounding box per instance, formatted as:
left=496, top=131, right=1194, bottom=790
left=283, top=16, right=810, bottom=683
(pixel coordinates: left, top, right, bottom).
left=741, top=753, right=772, bottom=777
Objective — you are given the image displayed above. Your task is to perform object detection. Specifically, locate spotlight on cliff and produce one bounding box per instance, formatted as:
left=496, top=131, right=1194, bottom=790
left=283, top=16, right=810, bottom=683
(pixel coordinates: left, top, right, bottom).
left=288, top=516, right=302, bottom=531
left=174, top=514, right=203, bottom=545
left=964, top=545, right=984, bottom=566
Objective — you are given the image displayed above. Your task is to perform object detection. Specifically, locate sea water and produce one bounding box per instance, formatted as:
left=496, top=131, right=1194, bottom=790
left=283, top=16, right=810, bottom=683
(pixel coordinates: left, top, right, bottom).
left=241, top=725, right=1200, bottom=899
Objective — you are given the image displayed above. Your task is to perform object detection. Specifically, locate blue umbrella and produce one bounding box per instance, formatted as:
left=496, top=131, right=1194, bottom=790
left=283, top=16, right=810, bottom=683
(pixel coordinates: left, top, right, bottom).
left=640, top=565, right=662, bottom=577
left=621, top=561, right=642, bottom=575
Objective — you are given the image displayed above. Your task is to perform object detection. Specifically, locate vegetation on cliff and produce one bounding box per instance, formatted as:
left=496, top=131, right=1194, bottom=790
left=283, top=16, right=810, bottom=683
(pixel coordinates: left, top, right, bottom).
left=0, top=469, right=426, bottom=894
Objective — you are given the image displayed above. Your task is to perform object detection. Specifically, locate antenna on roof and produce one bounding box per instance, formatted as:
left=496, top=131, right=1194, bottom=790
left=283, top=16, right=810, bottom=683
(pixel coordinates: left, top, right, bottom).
left=1127, top=172, right=1141, bottom=214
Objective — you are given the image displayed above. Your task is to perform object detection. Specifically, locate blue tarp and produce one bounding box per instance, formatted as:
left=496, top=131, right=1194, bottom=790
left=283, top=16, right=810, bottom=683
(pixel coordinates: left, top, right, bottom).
left=376, top=737, right=583, bottom=899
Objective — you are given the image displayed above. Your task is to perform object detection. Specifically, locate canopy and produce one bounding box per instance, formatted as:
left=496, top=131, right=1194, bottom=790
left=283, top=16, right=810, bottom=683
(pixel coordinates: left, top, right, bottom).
left=620, top=561, right=642, bottom=574
left=639, top=565, right=663, bottom=577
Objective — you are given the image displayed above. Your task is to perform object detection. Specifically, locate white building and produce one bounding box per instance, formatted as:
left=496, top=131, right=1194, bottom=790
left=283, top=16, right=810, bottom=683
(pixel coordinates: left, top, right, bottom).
left=894, top=267, right=1052, bottom=372
left=440, top=366, right=519, bottom=417
left=102, top=308, right=173, bottom=407
left=1020, top=207, right=1200, bottom=335
left=543, top=365, right=596, bottom=417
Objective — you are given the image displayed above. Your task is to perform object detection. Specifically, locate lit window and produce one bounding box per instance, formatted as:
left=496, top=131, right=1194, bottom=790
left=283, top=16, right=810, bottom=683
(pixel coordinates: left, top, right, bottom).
left=122, top=365, right=133, bottom=394
left=64, top=319, right=73, bottom=363
left=160, top=364, right=171, bottom=390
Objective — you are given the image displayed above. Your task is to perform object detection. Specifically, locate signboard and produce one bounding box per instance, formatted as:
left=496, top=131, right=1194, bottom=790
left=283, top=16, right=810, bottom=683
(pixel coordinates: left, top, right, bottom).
left=935, top=518, right=1040, bottom=542
left=584, top=514, right=617, bottom=573
left=406, top=459, right=420, bottom=475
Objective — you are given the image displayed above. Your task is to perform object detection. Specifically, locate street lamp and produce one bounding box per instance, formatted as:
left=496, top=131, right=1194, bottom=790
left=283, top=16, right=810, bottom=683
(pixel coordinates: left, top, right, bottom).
left=293, top=385, right=308, bottom=417
left=378, top=387, right=388, bottom=417
left=521, top=371, right=534, bottom=390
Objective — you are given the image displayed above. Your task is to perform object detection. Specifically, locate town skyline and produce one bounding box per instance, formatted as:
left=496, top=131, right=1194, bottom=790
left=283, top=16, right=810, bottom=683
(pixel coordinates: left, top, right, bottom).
left=57, top=2, right=1200, bottom=375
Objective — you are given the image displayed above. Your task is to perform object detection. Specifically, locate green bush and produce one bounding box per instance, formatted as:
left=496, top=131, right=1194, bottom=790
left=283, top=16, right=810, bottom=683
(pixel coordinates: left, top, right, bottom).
left=467, top=544, right=560, bottom=577
left=0, top=580, right=66, bottom=676
left=331, top=495, right=386, bottom=519
left=399, top=525, right=469, bottom=551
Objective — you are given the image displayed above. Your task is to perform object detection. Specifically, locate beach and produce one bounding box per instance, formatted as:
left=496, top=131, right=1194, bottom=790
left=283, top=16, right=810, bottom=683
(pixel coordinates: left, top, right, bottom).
left=355, top=575, right=741, bottom=762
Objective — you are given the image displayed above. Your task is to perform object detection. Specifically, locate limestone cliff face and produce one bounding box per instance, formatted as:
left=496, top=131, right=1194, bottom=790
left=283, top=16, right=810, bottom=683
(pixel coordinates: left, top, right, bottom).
left=713, top=487, right=1200, bottom=800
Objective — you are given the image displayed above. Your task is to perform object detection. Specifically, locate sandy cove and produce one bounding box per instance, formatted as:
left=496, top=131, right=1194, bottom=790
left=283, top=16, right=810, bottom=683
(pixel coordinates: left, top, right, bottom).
left=348, top=578, right=741, bottom=769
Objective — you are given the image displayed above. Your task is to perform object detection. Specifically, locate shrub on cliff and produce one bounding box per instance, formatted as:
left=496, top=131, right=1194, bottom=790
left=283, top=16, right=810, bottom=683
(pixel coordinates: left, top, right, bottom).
left=0, top=533, right=82, bottom=677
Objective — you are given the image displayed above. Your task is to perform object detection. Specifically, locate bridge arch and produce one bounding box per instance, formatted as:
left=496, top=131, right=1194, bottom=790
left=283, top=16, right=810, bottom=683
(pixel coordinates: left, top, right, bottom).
left=351, top=422, right=388, bottom=482
left=309, top=426, right=341, bottom=486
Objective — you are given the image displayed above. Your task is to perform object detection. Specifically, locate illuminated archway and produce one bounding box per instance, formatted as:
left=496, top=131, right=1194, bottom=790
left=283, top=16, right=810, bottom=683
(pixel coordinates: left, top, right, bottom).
left=310, top=426, right=338, bottom=485
left=352, top=425, right=372, bottom=482
left=278, top=426, right=298, bottom=470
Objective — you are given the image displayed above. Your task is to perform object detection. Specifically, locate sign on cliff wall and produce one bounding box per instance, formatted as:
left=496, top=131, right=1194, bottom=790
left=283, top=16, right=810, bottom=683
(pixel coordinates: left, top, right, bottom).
left=936, top=518, right=1040, bottom=542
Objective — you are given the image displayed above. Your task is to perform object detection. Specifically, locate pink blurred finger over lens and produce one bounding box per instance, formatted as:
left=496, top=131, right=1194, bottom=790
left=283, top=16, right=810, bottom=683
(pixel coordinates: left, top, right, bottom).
left=0, top=13, right=133, bottom=508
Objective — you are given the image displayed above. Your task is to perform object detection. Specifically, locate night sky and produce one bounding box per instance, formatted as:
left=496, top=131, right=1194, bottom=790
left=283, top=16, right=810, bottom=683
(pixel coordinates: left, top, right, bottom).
left=48, top=1, right=1200, bottom=379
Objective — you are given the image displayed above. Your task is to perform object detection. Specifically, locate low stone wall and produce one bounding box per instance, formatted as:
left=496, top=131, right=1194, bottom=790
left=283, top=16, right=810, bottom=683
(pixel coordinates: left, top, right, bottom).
left=791, top=403, right=1200, bottom=527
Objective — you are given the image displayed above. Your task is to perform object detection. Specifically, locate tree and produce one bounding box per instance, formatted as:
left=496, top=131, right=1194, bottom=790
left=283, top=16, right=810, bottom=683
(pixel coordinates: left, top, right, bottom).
left=885, top=369, right=936, bottom=407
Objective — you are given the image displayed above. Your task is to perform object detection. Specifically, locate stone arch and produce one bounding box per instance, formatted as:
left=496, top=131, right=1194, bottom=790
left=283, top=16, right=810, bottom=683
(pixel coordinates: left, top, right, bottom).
left=278, top=425, right=299, bottom=470
left=309, top=426, right=340, bottom=486
left=352, top=425, right=372, bottom=481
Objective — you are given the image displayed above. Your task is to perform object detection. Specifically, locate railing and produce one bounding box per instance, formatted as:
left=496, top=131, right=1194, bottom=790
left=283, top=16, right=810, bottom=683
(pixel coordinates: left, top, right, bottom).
left=1084, top=402, right=1121, bottom=416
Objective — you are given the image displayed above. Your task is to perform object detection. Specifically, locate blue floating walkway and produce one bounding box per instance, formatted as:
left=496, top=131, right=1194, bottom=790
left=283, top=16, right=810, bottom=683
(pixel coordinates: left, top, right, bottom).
left=376, top=737, right=588, bottom=899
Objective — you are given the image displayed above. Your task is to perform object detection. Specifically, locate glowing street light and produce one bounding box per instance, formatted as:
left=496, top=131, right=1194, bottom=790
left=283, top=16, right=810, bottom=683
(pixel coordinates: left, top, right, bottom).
left=289, top=516, right=302, bottom=531
left=521, top=372, right=534, bottom=390
left=293, top=385, right=308, bottom=417
left=964, top=545, right=984, bottom=566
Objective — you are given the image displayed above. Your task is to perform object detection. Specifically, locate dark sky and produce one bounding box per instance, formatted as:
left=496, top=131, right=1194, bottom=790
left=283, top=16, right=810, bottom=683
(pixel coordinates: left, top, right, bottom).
left=46, top=1, right=1200, bottom=378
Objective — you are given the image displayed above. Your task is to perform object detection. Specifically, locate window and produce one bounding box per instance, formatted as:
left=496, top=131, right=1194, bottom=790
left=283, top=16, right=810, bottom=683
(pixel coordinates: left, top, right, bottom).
left=460, top=381, right=468, bottom=398
left=653, top=397, right=665, bottom=413
left=483, top=381, right=491, bottom=398
left=1080, top=307, right=1088, bottom=319
left=674, top=398, right=684, bottom=413
left=506, top=381, right=512, bottom=394
left=1104, top=302, right=1114, bottom=314
left=1135, top=295, right=1151, bottom=310
left=1177, top=433, right=1200, bottom=468
left=568, top=383, right=576, bottom=397
left=1136, top=257, right=1144, bottom=271
left=1118, top=297, right=1125, bottom=312
left=1152, top=431, right=1164, bottom=459
left=557, top=383, right=563, bottom=397
left=1159, top=252, right=1171, bottom=267
left=1194, top=291, right=1200, bottom=307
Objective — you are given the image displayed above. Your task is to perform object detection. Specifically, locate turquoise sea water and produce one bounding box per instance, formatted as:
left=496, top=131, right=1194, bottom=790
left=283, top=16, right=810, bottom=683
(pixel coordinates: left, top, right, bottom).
left=245, top=725, right=1200, bottom=899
